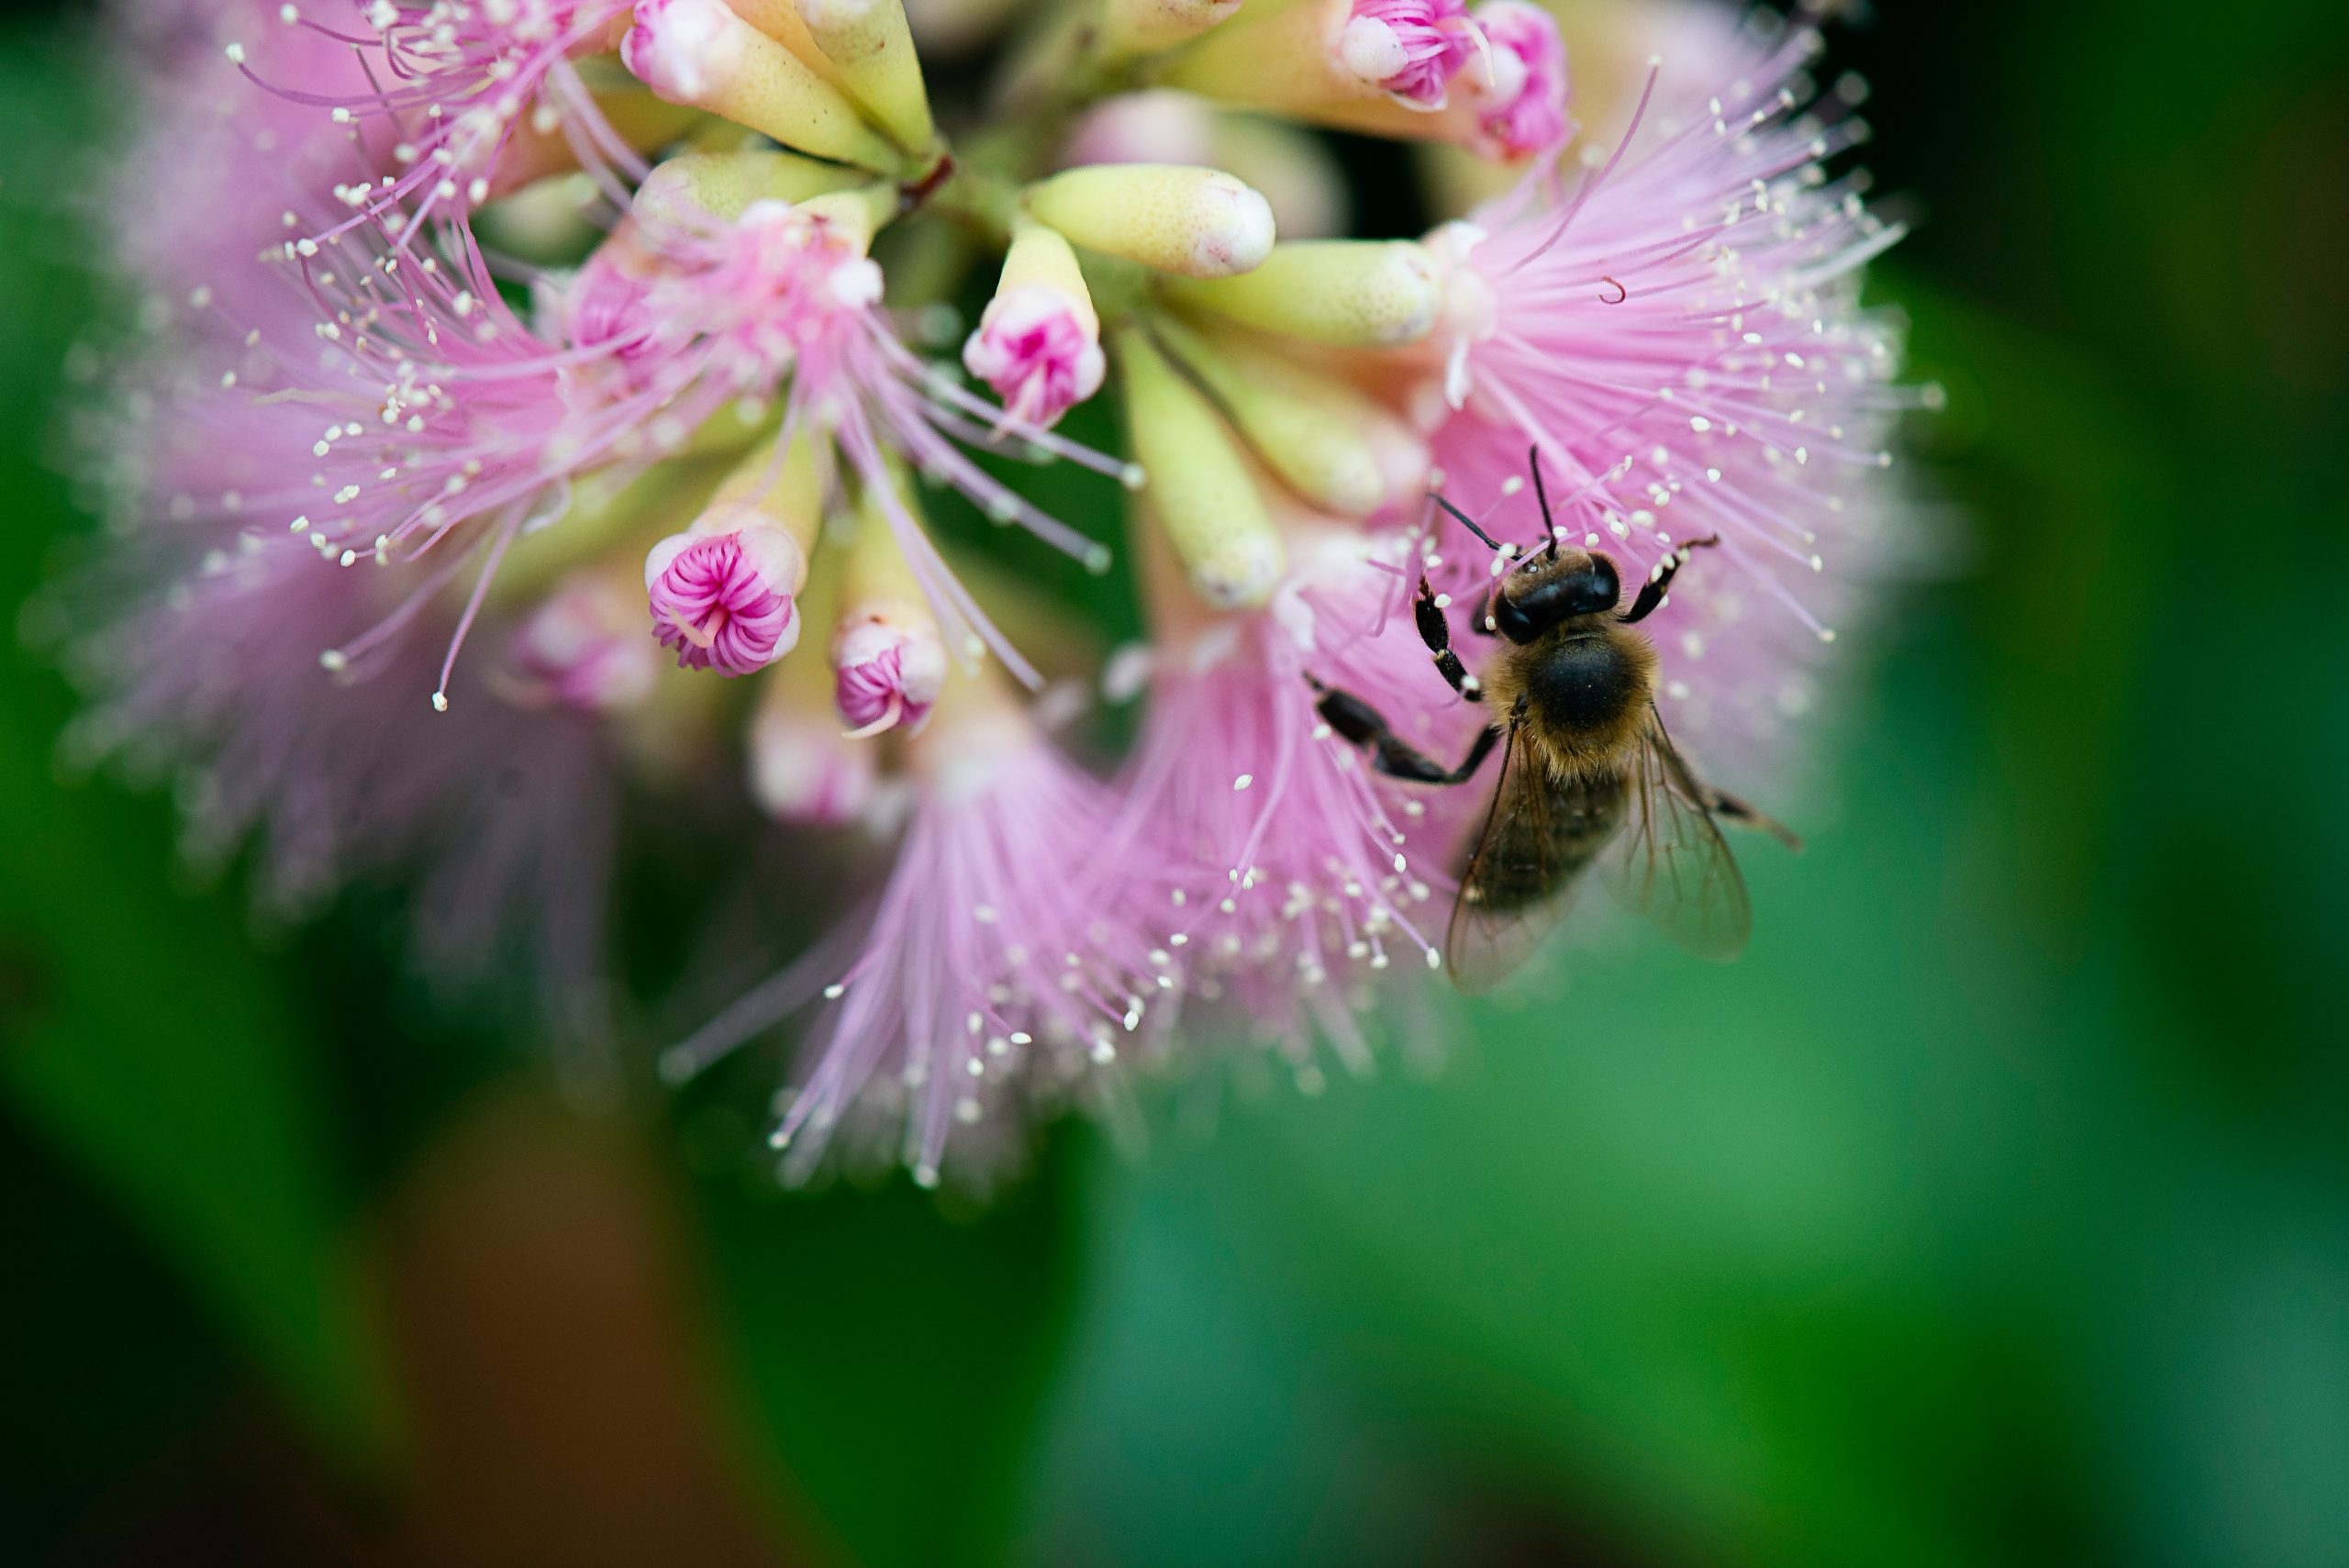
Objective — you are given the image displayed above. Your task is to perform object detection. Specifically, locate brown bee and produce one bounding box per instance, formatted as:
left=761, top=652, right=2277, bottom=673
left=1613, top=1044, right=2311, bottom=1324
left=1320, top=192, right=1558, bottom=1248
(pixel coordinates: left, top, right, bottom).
left=1311, top=450, right=1798, bottom=991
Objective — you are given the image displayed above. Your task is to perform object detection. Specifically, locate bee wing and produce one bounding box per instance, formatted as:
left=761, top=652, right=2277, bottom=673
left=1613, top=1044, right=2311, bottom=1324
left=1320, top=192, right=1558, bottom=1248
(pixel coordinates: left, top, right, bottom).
left=1444, top=724, right=1582, bottom=993
left=1601, top=708, right=1753, bottom=962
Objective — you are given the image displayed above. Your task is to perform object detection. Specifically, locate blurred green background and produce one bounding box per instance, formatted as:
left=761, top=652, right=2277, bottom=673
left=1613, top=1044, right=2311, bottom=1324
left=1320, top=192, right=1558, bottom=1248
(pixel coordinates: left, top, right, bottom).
left=5, top=0, right=2347, bottom=1564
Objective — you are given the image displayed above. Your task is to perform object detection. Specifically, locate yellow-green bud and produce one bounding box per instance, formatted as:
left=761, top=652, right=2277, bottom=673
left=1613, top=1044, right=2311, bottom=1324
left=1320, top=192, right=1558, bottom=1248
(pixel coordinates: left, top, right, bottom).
left=623, top=0, right=902, bottom=172
left=1162, top=239, right=1441, bottom=347
left=1151, top=315, right=1414, bottom=517
left=633, top=149, right=865, bottom=232
left=1025, top=164, right=1276, bottom=280
left=795, top=0, right=936, bottom=154
left=1097, top=0, right=1246, bottom=61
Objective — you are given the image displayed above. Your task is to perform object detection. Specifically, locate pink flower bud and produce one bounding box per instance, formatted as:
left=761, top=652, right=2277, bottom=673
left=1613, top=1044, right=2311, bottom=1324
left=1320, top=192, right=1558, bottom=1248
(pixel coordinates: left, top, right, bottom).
left=506, top=580, right=661, bottom=713
left=644, top=522, right=805, bottom=675
left=961, top=286, right=1108, bottom=429
left=1461, top=1, right=1568, bottom=158
left=832, top=618, right=947, bottom=737
left=1336, top=0, right=1477, bottom=110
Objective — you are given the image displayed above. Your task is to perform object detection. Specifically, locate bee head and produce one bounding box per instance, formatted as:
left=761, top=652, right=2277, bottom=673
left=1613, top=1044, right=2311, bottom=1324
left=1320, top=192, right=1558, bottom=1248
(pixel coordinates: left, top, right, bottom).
left=1492, top=550, right=1621, bottom=644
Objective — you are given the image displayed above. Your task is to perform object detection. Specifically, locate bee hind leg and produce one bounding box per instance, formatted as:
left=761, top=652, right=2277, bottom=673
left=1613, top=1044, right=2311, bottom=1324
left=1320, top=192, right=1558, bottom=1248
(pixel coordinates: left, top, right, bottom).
left=1311, top=680, right=1501, bottom=785
left=1705, top=785, right=1804, bottom=851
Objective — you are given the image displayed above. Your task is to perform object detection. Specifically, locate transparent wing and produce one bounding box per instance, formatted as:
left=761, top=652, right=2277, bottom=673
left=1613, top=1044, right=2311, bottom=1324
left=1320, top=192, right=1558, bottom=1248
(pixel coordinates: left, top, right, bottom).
left=1445, top=725, right=1581, bottom=993
left=1601, top=707, right=1753, bottom=962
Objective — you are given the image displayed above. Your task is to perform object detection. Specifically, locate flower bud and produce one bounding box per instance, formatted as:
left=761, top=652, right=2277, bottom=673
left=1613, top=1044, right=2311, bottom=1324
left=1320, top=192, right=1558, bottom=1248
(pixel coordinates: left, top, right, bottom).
left=1152, top=315, right=1414, bottom=517
left=622, top=0, right=901, bottom=172
left=643, top=433, right=826, bottom=675
left=632, top=148, right=864, bottom=235
left=961, top=224, right=1105, bottom=429
left=1115, top=327, right=1286, bottom=608
left=1163, top=239, right=1441, bottom=347
left=503, top=575, right=662, bottom=713
left=1097, top=0, right=1246, bottom=62
left=1459, top=1, right=1569, bottom=159
left=1024, top=164, right=1275, bottom=280
left=834, top=479, right=949, bottom=736
left=796, top=0, right=936, bottom=154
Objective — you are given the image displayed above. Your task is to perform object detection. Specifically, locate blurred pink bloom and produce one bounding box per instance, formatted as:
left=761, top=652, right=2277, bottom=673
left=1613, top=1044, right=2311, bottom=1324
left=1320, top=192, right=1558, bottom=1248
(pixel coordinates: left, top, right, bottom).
left=1461, top=1, right=1570, bottom=158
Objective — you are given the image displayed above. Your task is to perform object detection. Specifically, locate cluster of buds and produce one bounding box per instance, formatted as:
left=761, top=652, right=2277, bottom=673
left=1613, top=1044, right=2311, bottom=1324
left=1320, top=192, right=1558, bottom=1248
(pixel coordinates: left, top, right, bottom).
left=63, top=0, right=1926, bottom=1184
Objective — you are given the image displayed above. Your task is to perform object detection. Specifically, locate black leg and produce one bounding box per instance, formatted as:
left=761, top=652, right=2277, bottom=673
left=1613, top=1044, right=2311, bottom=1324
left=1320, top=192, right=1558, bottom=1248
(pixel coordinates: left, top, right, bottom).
left=1313, top=681, right=1502, bottom=785
left=1619, top=535, right=1721, bottom=625
left=1705, top=784, right=1804, bottom=850
left=1413, top=577, right=1481, bottom=700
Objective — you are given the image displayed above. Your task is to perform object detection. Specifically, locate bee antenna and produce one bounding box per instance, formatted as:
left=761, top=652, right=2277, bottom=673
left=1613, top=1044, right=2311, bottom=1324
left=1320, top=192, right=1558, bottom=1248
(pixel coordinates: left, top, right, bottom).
left=1430, top=492, right=1504, bottom=552
left=1527, top=446, right=1559, bottom=560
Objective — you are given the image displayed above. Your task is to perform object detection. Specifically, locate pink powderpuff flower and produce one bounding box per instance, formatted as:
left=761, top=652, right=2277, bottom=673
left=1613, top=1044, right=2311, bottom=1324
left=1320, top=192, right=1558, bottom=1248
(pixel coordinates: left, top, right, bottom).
left=1460, top=1, right=1570, bottom=159
left=1337, top=0, right=1481, bottom=110
left=230, top=0, right=644, bottom=243
left=1423, top=28, right=1928, bottom=774
left=664, top=695, right=1178, bottom=1186
left=960, top=287, right=1108, bottom=432
left=50, top=547, right=624, bottom=1049
left=1111, top=530, right=1484, bottom=1064
left=500, top=575, right=661, bottom=710
left=643, top=523, right=804, bottom=674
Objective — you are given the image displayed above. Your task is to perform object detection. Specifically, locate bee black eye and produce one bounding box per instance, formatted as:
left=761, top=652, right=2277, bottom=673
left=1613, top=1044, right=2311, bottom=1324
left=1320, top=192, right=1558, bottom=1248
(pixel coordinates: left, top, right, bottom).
left=1494, top=556, right=1623, bottom=641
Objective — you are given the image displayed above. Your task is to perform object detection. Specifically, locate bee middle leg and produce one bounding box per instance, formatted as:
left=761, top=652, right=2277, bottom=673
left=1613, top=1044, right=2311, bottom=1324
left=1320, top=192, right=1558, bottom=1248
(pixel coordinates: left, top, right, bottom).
left=1312, top=681, right=1501, bottom=785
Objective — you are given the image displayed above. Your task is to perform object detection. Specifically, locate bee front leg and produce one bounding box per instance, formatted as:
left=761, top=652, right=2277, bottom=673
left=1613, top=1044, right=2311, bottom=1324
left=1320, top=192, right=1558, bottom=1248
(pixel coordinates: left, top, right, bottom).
left=1619, top=535, right=1722, bottom=625
left=1311, top=680, right=1502, bottom=785
left=1414, top=577, right=1482, bottom=700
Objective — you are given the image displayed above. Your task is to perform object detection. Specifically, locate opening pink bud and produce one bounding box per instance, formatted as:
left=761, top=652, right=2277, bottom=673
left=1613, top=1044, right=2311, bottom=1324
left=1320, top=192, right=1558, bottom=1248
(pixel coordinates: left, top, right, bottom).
left=644, top=523, right=804, bottom=675
left=962, top=287, right=1108, bottom=430
left=507, top=582, right=661, bottom=713
left=1336, top=0, right=1478, bottom=110
left=833, top=619, right=947, bottom=737
left=621, top=0, right=734, bottom=102
left=1462, top=1, right=1568, bottom=158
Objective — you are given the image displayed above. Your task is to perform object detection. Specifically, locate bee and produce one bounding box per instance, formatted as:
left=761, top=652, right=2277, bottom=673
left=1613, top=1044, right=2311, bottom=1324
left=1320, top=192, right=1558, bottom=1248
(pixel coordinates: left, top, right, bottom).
left=1311, top=450, right=1798, bottom=991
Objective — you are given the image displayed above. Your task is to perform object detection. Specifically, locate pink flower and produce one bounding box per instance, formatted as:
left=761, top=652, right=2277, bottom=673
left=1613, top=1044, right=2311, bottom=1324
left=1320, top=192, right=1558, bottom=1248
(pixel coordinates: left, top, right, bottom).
left=503, top=576, right=661, bottom=710
left=1337, top=0, right=1480, bottom=110
left=644, top=525, right=804, bottom=675
left=667, top=698, right=1176, bottom=1185
left=1424, top=30, right=1923, bottom=772
left=1113, top=533, right=1483, bottom=1055
left=234, top=0, right=642, bottom=241
left=961, top=287, right=1108, bottom=431
left=1460, top=1, right=1570, bottom=158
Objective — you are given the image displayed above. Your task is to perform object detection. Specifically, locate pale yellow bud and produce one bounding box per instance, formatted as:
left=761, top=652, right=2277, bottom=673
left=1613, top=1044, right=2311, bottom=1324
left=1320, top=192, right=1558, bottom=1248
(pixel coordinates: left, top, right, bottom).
left=624, top=0, right=902, bottom=172
left=1025, top=164, right=1275, bottom=280
left=1116, top=328, right=1286, bottom=608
